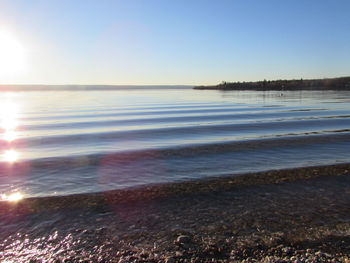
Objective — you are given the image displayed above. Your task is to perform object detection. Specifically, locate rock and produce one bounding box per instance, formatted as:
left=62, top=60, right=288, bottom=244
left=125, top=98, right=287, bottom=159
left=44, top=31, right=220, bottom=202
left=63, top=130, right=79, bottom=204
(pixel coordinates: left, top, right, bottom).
left=140, top=251, right=149, bottom=258
left=315, top=251, right=323, bottom=257
left=165, top=256, right=176, bottom=263
left=117, top=258, right=128, bottom=263
left=181, top=242, right=192, bottom=249
left=282, top=247, right=292, bottom=255
left=177, top=235, right=191, bottom=244
left=175, top=251, right=183, bottom=257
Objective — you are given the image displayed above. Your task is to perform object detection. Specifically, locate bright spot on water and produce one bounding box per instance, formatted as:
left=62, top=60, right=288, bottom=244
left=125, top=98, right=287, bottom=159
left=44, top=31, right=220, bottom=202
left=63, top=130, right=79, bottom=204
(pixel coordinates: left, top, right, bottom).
left=1, top=191, right=23, bottom=202
left=1, top=116, right=18, bottom=130
left=3, top=130, right=17, bottom=142
left=0, top=100, right=20, bottom=142
left=0, top=101, right=19, bottom=130
left=3, top=149, right=19, bottom=163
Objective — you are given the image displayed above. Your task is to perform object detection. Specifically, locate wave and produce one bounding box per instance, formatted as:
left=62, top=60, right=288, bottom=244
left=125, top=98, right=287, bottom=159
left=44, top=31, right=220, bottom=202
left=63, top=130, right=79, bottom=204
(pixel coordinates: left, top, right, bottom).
left=2, top=132, right=350, bottom=169
left=19, top=109, right=350, bottom=131
left=7, top=117, right=350, bottom=148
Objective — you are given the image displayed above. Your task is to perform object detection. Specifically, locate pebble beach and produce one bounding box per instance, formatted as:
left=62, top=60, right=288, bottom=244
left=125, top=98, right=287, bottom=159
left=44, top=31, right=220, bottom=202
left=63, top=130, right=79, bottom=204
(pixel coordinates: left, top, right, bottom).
left=1, top=163, right=350, bottom=262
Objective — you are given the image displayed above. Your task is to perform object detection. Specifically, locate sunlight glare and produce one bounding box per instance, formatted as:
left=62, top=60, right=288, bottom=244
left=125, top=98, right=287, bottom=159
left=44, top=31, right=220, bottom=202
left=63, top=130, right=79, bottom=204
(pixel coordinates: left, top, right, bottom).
left=0, top=101, right=20, bottom=129
left=1, top=116, right=18, bottom=130
left=3, top=149, right=19, bottom=163
left=1, top=191, right=23, bottom=202
left=0, top=100, right=20, bottom=141
left=3, top=130, right=17, bottom=142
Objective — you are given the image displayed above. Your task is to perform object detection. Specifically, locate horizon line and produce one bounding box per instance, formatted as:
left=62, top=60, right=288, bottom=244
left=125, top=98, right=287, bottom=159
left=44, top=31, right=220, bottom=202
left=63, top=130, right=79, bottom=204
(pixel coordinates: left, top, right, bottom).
left=0, top=75, right=349, bottom=87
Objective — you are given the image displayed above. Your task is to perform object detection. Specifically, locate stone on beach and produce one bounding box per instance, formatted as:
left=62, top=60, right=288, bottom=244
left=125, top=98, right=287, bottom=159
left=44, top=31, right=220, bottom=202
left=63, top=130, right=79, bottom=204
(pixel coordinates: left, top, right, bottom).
left=176, top=235, right=191, bottom=244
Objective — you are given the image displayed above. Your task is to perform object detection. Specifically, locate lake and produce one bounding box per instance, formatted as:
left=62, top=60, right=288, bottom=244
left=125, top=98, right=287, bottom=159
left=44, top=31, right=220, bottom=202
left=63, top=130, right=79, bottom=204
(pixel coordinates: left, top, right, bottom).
left=1, top=87, right=350, bottom=198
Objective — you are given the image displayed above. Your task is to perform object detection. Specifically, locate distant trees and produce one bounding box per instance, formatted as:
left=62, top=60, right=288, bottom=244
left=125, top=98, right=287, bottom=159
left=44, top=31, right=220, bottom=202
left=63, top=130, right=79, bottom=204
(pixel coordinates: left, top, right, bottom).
left=194, top=77, right=350, bottom=91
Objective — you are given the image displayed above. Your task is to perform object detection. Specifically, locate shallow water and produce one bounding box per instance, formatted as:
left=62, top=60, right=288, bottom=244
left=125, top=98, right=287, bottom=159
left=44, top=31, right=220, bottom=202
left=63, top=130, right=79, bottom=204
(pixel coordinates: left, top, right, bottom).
left=0, top=87, right=350, bottom=198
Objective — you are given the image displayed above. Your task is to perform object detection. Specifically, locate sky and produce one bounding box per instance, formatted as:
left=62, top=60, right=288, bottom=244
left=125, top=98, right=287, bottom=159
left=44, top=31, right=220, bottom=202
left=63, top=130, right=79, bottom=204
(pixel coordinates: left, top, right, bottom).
left=0, top=0, right=349, bottom=85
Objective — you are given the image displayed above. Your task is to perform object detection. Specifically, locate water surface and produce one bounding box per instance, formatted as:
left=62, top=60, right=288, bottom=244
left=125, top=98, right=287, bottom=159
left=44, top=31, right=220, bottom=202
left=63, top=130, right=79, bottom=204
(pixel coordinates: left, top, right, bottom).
left=1, top=87, right=350, bottom=198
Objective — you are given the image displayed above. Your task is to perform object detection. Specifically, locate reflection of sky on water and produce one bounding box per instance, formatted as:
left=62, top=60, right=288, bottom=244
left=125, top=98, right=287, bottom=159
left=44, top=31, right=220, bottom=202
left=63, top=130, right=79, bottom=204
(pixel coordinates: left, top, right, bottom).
left=0, top=89, right=350, bottom=199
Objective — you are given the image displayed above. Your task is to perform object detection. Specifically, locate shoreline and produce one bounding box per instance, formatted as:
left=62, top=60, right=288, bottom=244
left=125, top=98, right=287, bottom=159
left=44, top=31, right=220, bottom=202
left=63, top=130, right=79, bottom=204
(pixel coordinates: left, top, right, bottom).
left=194, top=76, right=350, bottom=91
left=1, top=163, right=350, bottom=262
left=3, top=162, right=349, bottom=211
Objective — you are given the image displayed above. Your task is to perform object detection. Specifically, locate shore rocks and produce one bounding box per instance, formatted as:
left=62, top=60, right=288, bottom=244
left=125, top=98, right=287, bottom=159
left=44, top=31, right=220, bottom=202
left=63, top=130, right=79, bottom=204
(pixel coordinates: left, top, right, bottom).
left=1, top=164, right=350, bottom=262
left=177, top=235, right=191, bottom=244
left=165, top=256, right=176, bottom=263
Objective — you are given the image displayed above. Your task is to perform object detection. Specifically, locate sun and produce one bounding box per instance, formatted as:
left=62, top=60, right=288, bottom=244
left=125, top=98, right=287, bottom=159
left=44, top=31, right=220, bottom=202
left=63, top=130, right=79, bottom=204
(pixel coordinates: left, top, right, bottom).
left=0, top=30, right=26, bottom=80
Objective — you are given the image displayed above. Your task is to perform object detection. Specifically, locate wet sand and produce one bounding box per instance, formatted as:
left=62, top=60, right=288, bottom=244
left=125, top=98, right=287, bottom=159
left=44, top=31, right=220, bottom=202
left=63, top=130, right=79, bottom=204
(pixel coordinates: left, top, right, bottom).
left=1, top=163, right=350, bottom=262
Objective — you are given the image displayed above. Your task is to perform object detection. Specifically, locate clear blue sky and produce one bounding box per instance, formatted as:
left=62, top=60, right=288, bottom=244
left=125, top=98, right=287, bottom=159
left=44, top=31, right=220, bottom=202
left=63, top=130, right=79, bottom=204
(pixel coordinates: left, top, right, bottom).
left=0, top=0, right=349, bottom=85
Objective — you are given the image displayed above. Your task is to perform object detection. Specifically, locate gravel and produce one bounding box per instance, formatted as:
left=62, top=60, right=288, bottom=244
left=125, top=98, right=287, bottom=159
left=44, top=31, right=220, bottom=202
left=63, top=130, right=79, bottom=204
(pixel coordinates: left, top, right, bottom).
left=1, top=163, right=350, bottom=262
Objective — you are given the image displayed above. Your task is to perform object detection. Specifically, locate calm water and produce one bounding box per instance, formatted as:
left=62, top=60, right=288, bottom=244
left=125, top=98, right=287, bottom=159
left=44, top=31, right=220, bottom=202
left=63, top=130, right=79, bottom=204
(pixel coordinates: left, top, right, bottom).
left=1, top=87, right=350, bottom=198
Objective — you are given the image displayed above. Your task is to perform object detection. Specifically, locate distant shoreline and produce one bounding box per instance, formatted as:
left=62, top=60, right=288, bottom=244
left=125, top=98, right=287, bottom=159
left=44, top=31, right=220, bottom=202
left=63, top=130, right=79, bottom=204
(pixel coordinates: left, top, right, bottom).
left=194, top=76, right=350, bottom=91
left=0, top=85, right=192, bottom=91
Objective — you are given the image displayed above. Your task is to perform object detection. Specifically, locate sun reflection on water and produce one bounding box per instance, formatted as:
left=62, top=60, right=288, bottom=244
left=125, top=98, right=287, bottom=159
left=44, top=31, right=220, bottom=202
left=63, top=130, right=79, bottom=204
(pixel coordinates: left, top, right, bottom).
left=2, top=149, right=19, bottom=163
left=0, top=96, right=24, bottom=200
left=0, top=97, right=20, bottom=158
left=3, top=129, right=17, bottom=142
left=1, top=114, right=18, bottom=130
left=1, top=100, right=19, bottom=136
left=1, top=191, right=23, bottom=202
